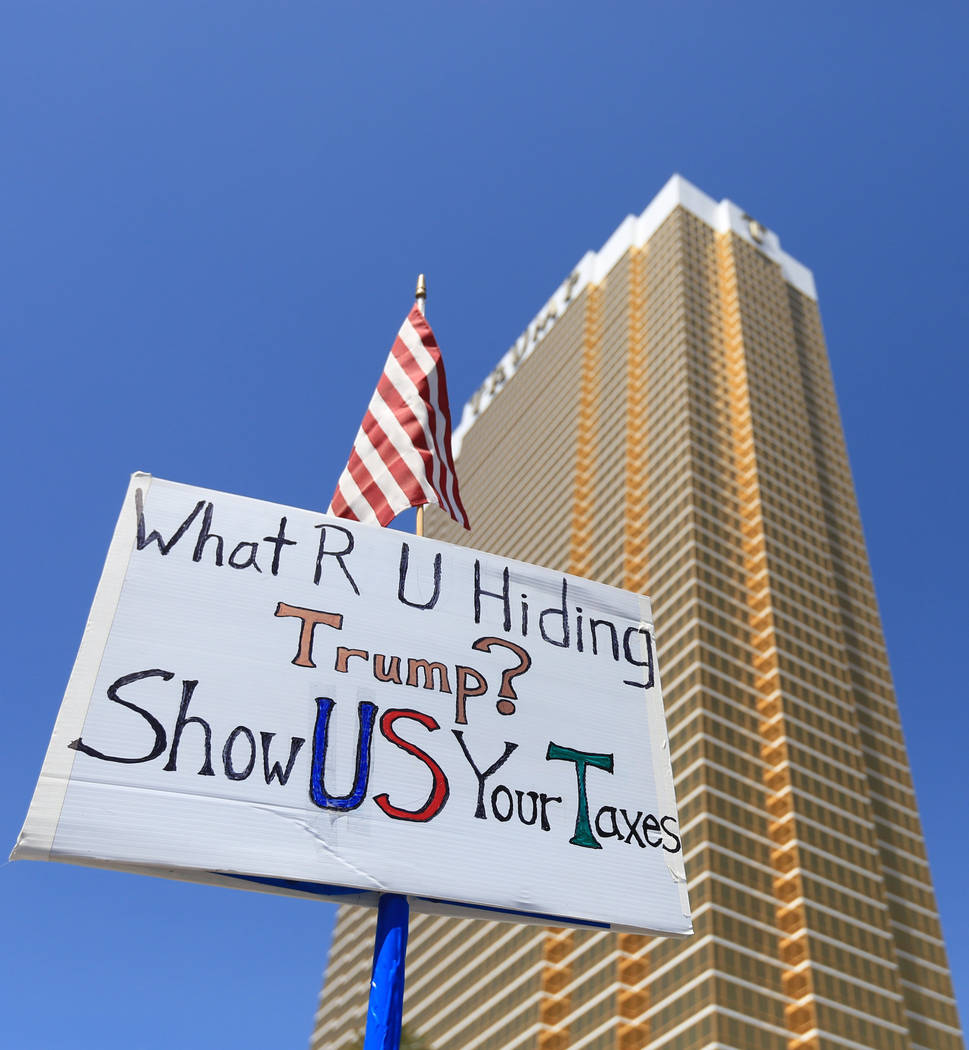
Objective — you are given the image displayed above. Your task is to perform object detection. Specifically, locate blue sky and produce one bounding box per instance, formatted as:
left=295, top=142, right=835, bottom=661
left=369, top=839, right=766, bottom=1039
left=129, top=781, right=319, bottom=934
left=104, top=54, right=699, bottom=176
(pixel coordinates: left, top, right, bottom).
left=2, top=3, right=966, bottom=1046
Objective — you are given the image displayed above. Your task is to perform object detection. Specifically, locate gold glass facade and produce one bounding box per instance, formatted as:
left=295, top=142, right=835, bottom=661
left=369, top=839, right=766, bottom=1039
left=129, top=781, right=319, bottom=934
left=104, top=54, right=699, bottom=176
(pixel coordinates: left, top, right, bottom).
left=310, top=184, right=963, bottom=1050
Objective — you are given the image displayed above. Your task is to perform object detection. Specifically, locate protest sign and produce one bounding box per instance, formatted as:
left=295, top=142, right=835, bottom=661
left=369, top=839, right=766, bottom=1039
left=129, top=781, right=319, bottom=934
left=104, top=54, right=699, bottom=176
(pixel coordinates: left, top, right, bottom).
left=13, top=475, right=692, bottom=936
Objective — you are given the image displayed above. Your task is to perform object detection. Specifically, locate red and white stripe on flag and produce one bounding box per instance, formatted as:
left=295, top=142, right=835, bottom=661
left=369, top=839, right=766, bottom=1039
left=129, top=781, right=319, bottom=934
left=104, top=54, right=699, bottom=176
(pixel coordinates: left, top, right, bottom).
left=328, top=306, right=471, bottom=529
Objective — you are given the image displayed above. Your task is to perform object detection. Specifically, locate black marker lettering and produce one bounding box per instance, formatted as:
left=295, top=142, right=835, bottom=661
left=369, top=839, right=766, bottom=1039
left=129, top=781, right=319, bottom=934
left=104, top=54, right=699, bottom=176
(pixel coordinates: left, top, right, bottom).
left=452, top=730, right=518, bottom=819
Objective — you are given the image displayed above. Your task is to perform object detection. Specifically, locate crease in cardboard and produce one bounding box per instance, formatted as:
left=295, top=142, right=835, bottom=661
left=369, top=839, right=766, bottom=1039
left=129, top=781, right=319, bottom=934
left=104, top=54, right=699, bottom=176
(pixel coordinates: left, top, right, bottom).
left=258, top=805, right=383, bottom=891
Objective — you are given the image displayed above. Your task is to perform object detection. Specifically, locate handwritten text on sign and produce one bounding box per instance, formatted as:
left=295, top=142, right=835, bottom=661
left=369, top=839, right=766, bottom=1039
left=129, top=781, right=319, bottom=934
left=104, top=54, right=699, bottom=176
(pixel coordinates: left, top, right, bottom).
left=14, top=476, right=691, bottom=936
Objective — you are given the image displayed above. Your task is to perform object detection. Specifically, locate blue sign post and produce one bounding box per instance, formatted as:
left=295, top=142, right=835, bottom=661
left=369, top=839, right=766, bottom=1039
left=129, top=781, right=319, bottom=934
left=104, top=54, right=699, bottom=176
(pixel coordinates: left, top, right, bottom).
left=363, top=894, right=410, bottom=1050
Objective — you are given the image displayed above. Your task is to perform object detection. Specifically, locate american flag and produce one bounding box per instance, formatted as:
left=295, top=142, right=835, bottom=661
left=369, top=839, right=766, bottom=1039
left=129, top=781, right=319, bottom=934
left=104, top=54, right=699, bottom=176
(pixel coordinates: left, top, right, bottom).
left=328, top=305, right=470, bottom=529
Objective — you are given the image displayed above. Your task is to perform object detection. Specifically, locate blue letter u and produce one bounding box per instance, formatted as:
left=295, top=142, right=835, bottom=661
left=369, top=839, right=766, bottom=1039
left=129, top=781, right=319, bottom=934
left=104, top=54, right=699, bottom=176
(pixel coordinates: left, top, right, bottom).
left=309, top=698, right=377, bottom=810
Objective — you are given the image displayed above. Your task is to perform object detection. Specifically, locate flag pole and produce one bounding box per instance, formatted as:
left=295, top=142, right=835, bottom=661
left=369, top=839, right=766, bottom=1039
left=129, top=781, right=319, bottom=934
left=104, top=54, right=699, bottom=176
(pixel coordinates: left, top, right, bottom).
left=361, top=276, right=427, bottom=1050
left=415, top=273, right=427, bottom=539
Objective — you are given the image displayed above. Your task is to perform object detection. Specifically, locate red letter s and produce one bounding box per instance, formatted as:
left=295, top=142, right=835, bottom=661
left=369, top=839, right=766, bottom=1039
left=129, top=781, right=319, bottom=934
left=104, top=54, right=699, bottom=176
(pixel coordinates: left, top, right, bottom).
left=374, top=709, right=450, bottom=822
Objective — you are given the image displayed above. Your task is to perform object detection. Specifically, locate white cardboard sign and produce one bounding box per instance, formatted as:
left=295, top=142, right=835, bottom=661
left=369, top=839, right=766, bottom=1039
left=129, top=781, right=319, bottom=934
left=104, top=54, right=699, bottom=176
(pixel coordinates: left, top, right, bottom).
left=13, top=475, right=692, bottom=936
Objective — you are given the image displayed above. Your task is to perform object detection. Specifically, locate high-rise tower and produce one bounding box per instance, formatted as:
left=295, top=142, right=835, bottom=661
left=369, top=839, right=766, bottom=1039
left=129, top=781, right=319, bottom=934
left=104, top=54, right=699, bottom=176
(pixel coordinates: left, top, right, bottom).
left=311, top=176, right=963, bottom=1050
